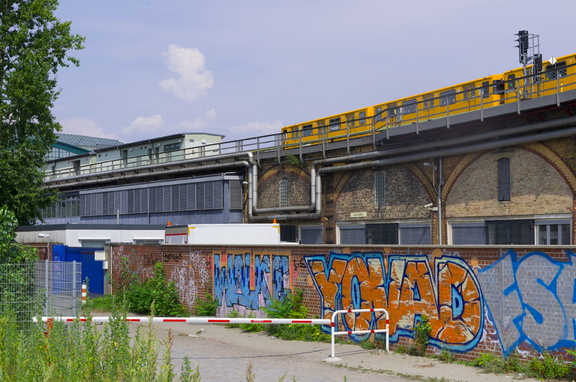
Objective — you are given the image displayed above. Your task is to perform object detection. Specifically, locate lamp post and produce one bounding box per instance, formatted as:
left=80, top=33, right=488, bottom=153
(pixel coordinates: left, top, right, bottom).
left=38, top=233, right=50, bottom=260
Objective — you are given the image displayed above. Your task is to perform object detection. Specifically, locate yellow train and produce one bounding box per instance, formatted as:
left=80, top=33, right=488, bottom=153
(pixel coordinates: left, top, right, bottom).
left=281, top=53, right=576, bottom=145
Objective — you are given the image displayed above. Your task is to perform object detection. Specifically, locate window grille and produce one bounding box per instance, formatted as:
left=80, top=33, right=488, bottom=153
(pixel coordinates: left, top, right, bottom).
left=498, top=158, right=511, bottom=201
left=279, top=179, right=289, bottom=207
left=374, top=171, right=386, bottom=206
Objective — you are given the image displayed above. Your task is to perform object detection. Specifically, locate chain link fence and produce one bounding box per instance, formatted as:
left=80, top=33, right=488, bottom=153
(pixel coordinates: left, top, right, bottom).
left=0, top=260, right=82, bottom=326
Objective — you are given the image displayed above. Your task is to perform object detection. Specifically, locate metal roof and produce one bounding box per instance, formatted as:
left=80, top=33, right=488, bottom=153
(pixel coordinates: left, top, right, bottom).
left=57, top=133, right=124, bottom=150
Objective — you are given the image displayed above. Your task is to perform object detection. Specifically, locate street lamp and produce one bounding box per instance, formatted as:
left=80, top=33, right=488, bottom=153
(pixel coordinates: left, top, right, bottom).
left=38, top=233, right=50, bottom=259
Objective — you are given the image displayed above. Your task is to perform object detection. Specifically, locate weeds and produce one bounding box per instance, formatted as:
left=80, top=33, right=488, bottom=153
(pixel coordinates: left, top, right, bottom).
left=195, top=293, right=218, bottom=316
left=0, top=310, right=197, bottom=381
left=263, top=291, right=330, bottom=342
left=408, top=315, right=431, bottom=356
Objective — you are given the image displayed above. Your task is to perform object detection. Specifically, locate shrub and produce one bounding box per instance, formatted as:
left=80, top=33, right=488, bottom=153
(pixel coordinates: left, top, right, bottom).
left=263, top=291, right=329, bottom=342
left=126, top=262, right=188, bottom=317
left=408, top=315, right=431, bottom=356
left=195, top=294, right=218, bottom=316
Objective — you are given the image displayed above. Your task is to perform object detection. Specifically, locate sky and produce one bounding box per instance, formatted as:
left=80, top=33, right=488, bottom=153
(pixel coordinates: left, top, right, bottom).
left=53, top=0, right=576, bottom=144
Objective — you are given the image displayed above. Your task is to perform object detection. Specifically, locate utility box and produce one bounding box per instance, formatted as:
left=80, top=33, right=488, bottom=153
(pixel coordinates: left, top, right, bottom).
left=164, top=224, right=281, bottom=245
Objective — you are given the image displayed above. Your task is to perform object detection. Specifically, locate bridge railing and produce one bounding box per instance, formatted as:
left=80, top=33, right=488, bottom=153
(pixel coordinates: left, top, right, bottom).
left=44, top=64, right=576, bottom=181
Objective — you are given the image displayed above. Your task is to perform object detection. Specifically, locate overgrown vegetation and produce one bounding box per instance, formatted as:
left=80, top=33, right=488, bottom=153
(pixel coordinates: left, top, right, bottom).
left=261, top=291, right=329, bottom=342
left=0, top=310, right=199, bottom=381
left=408, top=315, right=431, bottom=356
left=110, top=259, right=188, bottom=317
left=195, top=293, right=218, bottom=316
left=466, top=349, right=576, bottom=380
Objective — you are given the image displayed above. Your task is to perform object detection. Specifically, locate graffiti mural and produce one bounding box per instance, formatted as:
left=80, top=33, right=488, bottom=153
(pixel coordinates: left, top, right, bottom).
left=168, top=251, right=210, bottom=309
left=213, top=253, right=290, bottom=316
left=478, top=249, right=576, bottom=356
left=305, top=252, right=484, bottom=351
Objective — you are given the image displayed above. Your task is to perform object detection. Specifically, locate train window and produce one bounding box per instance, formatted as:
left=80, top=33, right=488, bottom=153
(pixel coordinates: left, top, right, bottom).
left=493, top=80, right=505, bottom=95
left=301, top=124, right=313, bottom=137
left=546, top=61, right=567, bottom=80
left=463, top=84, right=475, bottom=100
left=507, top=74, right=516, bottom=90
left=318, top=120, right=326, bottom=134
left=375, top=107, right=383, bottom=121
left=440, top=89, right=456, bottom=106
left=329, top=117, right=341, bottom=131
left=359, top=111, right=367, bottom=125
left=481, top=81, right=490, bottom=98
left=387, top=104, right=397, bottom=118
left=423, top=94, right=434, bottom=109
left=346, top=113, right=355, bottom=127
left=402, top=99, right=417, bottom=114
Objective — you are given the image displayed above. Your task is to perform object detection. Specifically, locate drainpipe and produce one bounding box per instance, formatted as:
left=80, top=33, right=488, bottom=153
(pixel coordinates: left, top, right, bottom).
left=437, top=157, right=443, bottom=245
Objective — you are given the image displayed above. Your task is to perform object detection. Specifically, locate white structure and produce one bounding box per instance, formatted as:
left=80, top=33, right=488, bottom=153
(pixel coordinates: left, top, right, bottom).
left=165, top=223, right=281, bottom=245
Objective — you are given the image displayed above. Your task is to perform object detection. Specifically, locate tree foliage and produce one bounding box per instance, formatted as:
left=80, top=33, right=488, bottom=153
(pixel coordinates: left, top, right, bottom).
left=0, top=0, right=84, bottom=225
left=0, top=206, right=36, bottom=263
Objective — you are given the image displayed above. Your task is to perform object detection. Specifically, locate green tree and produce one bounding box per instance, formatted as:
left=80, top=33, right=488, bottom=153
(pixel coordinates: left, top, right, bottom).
left=0, top=0, right=84, bottom=225
left=0, top=206, right=36, bottom=263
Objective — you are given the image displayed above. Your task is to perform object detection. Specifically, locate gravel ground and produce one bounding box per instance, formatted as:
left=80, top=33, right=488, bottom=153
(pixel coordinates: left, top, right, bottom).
left=124, top=319, right=543, bottom=382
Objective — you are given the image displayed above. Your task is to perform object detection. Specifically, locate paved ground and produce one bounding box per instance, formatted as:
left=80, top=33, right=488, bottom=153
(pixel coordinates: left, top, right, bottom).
left=126, top=319, right=543, bottom=382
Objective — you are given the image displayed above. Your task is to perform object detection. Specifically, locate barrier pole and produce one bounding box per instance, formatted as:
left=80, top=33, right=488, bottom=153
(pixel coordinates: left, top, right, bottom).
left=329, top=308, right=389, bottom=359
left=37, top=308, right=389, bottom=360
left=34, top=316, right=331, bottom=325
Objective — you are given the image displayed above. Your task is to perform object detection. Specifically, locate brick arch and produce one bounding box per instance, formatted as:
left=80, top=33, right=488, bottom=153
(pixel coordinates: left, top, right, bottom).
left=441, top=151, right=489, bottom=205
left=257, top=165, right=312, bottom=209
left=442, top=144, right=576, bottom=203
left=519, top=142, right=576, bottom=194
left=258, top=165, right=310, bottom=184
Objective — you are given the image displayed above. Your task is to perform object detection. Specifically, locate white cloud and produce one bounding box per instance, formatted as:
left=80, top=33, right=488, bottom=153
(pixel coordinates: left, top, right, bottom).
left=227, top=120, right=284, bottom=137
left=159, top=44, right=214, bottom=102
left=170, top=108, right=217, bottom=133
left=123, top=114, right=165, bottom=136
left=59, top=118, right=119, bottom=140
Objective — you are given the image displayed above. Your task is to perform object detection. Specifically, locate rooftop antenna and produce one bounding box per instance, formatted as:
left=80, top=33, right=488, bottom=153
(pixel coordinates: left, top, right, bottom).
left=516, top=30, right=542, bottom=77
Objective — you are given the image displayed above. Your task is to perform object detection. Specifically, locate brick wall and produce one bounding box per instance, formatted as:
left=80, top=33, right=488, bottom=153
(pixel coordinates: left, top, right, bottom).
left=110, top=243, right=575, bottom=361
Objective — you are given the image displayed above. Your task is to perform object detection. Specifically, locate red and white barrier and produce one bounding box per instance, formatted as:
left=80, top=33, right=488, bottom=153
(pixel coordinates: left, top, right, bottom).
left=330, top=308, right=389, bottom=358
left=35, top=308, right=389, bottom=359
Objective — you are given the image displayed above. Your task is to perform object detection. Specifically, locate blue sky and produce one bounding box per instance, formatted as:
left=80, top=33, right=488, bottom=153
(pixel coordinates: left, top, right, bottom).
left=53, top=0, right=576, bottom=143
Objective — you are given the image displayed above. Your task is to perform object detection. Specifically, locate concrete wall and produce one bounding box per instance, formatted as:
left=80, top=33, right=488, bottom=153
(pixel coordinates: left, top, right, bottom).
left=110, top=243, right=575, bottom=361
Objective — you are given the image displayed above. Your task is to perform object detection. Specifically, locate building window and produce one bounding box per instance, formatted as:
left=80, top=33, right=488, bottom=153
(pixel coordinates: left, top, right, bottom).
left=279, top=179, right=289, bottom=207
left=280, top=225, right=296, bottom=242
left=486, top=220, right=534, bottom=245
left=164, top=143, right=181, bottom=151
left=399, top=224, right=431, bottom=244
left=537, top=221, right=570, bottom=245
left=366, top=224, right=398, bottom=244
left=339, top=224, right=366, bottom=244
left=498, top=158, right=511, bottom=201
left=300, top=226, right=323, bottom=244
left=374, top=171, right=386, bottom=207
left=451, top=223, right=486, bottom=244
